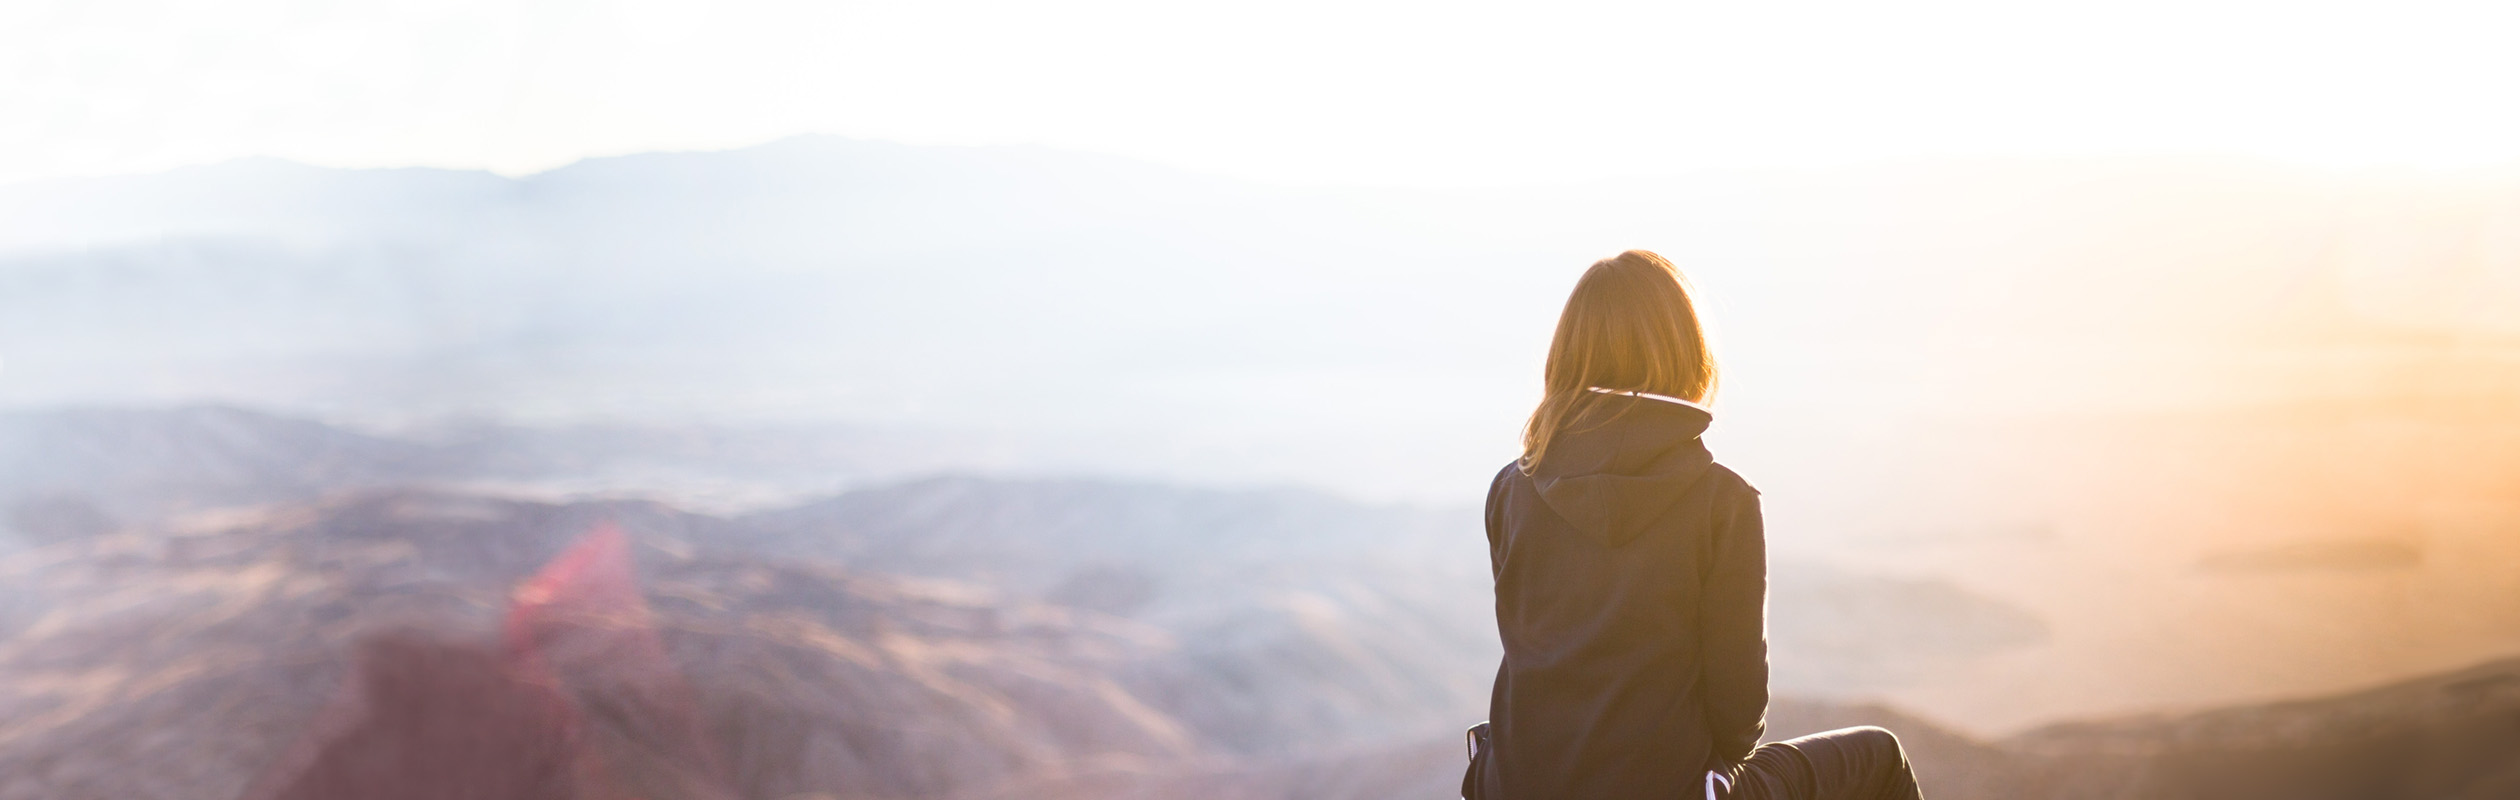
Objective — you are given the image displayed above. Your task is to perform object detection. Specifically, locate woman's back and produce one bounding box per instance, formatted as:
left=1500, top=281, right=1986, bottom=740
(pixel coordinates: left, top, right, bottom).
left=1476, top=393, right=1767, bottom=799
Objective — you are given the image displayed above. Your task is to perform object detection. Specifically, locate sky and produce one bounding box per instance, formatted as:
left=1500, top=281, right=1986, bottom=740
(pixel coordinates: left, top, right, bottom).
left=6, top=0, right=2520, bottom=186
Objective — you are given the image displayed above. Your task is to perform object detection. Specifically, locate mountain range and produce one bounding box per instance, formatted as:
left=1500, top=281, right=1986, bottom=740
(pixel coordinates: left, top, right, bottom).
left=9, top=138, right=2520, bottom=503
left=3, top=469, right=2514, bottom=799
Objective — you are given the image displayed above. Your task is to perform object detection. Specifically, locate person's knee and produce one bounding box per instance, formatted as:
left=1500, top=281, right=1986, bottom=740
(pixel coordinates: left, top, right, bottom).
left=1841, top=726, right=1906, bottom=758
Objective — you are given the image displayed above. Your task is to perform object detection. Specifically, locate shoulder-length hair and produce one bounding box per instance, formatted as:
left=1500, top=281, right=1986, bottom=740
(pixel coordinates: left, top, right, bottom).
left=1518, top=249, right=1718, bottom=474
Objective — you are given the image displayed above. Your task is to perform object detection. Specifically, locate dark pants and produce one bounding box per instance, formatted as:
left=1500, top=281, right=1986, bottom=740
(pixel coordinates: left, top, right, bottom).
left=1716, top=726, right=1922, bottom=800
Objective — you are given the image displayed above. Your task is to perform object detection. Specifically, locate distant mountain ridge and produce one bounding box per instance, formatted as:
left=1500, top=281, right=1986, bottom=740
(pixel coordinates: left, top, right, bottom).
left=14, top=139, right=2520, bottom=503
left=0, top=404, right=2063, bottom=716
left=0, top=136, right=1536, bottom=500
left=0, top=405, right=987, bottom=541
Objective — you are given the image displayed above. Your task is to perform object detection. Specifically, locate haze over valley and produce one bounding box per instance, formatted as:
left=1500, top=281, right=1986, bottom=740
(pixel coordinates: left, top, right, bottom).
left=4, top=140, right=2519, bottom=797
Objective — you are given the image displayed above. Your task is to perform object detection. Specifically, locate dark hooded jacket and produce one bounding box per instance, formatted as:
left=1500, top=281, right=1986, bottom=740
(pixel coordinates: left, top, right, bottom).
left=1473, top=393, right=1768, bottom=799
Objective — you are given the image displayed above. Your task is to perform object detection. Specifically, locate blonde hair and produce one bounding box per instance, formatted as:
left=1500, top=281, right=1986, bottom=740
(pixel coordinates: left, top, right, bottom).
left=1518, top=250, right=1718, bottom=474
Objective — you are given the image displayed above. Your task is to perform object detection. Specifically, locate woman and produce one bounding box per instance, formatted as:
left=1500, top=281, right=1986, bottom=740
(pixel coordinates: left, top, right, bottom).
left=1466, top=250, right=1922, bottom=800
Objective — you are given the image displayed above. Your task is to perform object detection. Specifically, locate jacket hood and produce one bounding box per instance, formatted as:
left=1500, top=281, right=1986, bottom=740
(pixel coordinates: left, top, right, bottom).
left=1528, top=394, right=1717, bottom=547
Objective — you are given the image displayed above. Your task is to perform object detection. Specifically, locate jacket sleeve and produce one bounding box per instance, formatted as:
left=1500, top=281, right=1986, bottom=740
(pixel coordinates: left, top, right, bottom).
left=1699, top=484, right=1769, bottom=764
left=1484, top=465, right=1513, bottom=576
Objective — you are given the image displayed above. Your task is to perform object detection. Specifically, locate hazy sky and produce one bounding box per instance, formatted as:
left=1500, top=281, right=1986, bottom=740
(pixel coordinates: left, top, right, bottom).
left=6, top=0, right=2520, bottom=185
